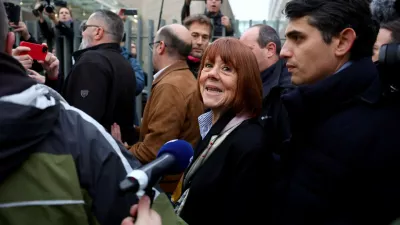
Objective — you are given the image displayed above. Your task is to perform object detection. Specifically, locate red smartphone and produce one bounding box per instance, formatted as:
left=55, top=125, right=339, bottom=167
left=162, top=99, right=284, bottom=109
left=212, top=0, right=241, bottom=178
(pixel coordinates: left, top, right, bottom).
left=19, top=41, right=48, bottom=61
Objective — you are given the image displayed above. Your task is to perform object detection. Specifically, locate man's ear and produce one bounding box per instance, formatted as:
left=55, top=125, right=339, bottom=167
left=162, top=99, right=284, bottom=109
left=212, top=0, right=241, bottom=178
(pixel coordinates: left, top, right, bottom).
left=5, top=32, right=15, bottom=55
left=93, top=27, right=104, bottom=41
left=266, top=42, right=277, bottom=58
left=158, top=41, right=167, bottom=55
left=335, top=28, right=356, bottom=57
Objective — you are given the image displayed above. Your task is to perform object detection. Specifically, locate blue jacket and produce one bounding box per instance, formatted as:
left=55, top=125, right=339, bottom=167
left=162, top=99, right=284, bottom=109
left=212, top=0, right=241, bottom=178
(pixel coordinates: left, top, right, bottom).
left=276, top=57, right=400, bottom=225
left=121, top=47, right=145, bottom=96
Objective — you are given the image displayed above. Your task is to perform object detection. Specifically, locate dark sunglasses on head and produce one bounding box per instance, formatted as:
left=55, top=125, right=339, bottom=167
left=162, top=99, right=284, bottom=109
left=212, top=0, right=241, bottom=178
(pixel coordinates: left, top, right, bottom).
left=80, top=21, right=118, bottom=36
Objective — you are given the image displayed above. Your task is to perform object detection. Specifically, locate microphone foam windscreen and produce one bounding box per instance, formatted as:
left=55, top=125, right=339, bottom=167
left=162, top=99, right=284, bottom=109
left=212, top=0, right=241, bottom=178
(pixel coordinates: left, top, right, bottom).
left=157, top=140, right=194, bottom=174
left=371, top=0, right=400, bottom=24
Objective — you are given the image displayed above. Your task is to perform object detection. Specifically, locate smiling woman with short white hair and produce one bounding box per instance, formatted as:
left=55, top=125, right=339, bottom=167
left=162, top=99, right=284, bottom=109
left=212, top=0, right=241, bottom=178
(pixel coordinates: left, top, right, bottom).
left=173, top=37, right=272, bottom=225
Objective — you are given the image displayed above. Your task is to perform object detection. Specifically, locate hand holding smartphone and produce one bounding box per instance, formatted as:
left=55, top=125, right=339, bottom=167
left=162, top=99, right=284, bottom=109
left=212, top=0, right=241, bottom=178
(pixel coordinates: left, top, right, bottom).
left=19, top=41, right=48, bottom=61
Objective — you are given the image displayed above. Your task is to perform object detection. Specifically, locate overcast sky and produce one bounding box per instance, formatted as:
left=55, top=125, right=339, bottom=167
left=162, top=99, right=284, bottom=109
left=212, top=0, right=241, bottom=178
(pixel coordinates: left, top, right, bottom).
left=229, top=0, right=270, bottom=20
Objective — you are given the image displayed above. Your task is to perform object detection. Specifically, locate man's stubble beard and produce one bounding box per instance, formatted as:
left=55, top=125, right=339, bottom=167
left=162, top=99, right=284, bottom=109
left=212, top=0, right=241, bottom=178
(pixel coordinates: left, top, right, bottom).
left=190, top=50, right=203, bottom=59
left=152, top=54, right=159, bottom=73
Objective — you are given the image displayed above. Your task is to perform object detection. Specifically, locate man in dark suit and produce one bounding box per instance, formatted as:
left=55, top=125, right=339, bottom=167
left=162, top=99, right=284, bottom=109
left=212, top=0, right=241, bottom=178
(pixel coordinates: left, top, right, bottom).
left=275, top=0, right=400, bottom=224
left=240, top=24, right=292, bottom=157
left=63, top=9, right=136, bottom=145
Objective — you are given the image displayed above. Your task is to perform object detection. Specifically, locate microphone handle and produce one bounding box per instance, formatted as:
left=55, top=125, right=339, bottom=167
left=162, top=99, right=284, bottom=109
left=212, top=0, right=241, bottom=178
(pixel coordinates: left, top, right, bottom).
left=120, top=153, right=175, bottom=194
left=141, top=153, right=176, bottom=174
left=119, top=177, right=141, bottom=193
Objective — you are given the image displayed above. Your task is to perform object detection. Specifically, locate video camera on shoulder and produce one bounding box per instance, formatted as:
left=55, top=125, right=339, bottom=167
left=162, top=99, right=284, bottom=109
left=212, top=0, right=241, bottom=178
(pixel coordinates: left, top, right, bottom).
left=371, top=0, right=400, bottom=96
left=378, top=44, right=400, bottom=95
left=4, top=2, right=20, bottom=25
left=32, top=0, right=67, bottom=17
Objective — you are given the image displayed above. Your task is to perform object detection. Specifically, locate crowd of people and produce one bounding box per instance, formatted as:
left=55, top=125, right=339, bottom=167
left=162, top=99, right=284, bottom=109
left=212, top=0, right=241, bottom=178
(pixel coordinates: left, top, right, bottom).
left=1, top=0, right=400, bottom=224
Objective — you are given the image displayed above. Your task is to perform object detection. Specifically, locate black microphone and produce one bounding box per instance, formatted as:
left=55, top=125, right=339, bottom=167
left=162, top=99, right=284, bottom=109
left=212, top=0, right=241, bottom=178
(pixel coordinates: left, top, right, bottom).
left=119, top=139, right=194, bottom=194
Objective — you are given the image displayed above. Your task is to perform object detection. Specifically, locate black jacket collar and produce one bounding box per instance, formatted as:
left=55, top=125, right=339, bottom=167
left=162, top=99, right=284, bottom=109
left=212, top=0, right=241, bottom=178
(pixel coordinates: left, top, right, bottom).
left=0, top=52, right=36, bottom=97
left=72, top=43, right=121, bottom=62
left=183, top=109, right=236, bottom=191
left=205, top=10, right=223, bottom=19
left=261, top=59, right=292, bottom=98
left=193, top=109, right=236, bottom=159
left=282, top=57, right=382, bottom=123
left=186, top=57, right=201, bottom=78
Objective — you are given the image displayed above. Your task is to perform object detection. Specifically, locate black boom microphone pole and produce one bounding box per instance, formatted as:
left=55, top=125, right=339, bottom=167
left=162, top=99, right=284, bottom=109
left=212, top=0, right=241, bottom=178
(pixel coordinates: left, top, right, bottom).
left=157, top=0, right=165, bottom=30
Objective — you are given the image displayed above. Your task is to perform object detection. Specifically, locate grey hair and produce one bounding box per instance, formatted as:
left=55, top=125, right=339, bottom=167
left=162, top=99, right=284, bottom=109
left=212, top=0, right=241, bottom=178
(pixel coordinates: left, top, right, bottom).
left=0, top=0, right=8, bottom=52
left=91, top=9, right=124, bottom=43
left=252, top=24, right=281, bottom=54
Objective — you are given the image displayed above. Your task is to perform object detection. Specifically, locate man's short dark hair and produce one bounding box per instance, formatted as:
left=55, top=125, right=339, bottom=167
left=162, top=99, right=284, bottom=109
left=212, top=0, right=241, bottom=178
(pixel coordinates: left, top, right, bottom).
left=381, top=19, right=400, bottom=43
left=183, top=14, right=213, bottom=36
left=252, top=24, right=281, bottom=54
left=283, top=0, right=379, bottom=60
left=92, top=9, right=124, bottom=43
left=157, top=27, right=192, bottom=59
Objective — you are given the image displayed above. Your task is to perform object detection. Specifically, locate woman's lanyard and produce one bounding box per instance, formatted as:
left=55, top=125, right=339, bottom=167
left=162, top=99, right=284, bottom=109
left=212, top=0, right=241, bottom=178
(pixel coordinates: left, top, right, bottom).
left=183, top=124, right=238, bottom=189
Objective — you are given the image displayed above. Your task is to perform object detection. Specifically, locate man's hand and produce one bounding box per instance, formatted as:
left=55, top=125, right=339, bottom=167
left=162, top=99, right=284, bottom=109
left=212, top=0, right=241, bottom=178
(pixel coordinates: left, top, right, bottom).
left=111, top=123, right=129, bottom=148
left=27, top=69, right=45, bottom=83
left=119, top=14, right=127, bottom=22
left=38, top=52, right=59, bottom=80
left=112, top=123, right=123, bottom=143
left=221, top=16, right=231, bottom=29
left=45, top=11, right=58, bottom=24
left=37, top=10, right=45, bottom=23
left=10, top=22, right=30, bottom=41
left=121, top=196, right=161, bottom=225
left=12, top=46, right=33, bottom=70
left=131, top=44, right=137, bottom=58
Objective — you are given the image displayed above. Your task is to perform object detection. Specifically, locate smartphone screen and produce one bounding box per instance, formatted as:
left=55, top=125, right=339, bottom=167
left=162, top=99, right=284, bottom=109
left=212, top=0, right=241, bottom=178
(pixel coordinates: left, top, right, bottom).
left=120, top=8, right=138, bottom=16
left=125, top=9, right=137, bottom=16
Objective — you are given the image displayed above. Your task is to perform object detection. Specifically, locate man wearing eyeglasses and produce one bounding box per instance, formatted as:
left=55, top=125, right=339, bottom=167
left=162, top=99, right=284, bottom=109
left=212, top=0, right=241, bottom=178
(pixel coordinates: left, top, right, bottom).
left=63, top=9, right=137, bottom=145
left=118, top=24, right=203, bottom=194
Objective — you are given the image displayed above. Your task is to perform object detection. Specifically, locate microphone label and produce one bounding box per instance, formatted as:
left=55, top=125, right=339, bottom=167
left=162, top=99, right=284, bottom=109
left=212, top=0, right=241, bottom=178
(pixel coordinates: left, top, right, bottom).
left=166, top=139, right=178, bottom=144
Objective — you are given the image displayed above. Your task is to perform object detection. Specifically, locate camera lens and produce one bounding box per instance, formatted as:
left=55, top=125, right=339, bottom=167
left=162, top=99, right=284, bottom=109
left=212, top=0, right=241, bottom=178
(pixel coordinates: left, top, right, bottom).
left=45, top=5, right=55, bottom=14
left=32, top=2, right=45, bottom=17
